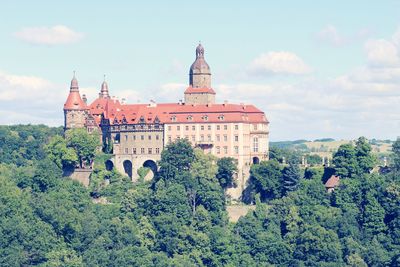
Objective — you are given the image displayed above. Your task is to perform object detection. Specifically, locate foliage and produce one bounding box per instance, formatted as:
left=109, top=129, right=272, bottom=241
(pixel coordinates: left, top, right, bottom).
left=282, top=162, right=302, bottom=195
left=249, top=160, right=283, bottom=202
left=65, top=128, right=101, bottom=168
left=216, top=157, right=238, bottom=189
left=1, top=127, right=399, bottom=266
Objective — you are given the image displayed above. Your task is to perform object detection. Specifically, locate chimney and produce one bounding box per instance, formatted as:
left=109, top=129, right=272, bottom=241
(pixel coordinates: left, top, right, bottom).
left=82, top=94, right=87, bottom=104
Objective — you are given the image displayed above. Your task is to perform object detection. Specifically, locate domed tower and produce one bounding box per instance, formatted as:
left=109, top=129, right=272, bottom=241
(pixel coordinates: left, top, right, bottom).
left=63, top=73, right=88, bottom=131
left=184, top=43, right=216, bottom=105
left=99, top=75, right=110, bottom=99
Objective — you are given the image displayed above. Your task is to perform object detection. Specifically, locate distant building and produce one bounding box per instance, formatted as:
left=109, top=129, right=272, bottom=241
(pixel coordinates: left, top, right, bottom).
left=63, top=44, right=270, bottom=199
left=325, top=175, right=340, bottom=193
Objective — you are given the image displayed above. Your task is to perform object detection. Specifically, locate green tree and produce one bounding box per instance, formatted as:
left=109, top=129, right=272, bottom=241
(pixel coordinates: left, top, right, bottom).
left=45, top=135, right=78, bottom=169
left=216, top=157, right=238, bottom=189
left=158, top=139, right=195, bottom=183
left=392, top=138, right=400, bottom=172
left=249, top=160, right=283, bottom=201
left=282, top=162, right=301, bottom=195
left=355, top=137, right=376, bottom=174
left=65, top=128, right=100, bottom=168
left=333, top=143, right=359, bottom=178
left=294, top=224, right=343, bottom=264
left=362, top=192, right=387, bottom=235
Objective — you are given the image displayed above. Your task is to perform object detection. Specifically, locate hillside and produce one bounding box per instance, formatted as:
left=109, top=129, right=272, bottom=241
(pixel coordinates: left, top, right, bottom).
left=0, top=125, right=399, bottom=266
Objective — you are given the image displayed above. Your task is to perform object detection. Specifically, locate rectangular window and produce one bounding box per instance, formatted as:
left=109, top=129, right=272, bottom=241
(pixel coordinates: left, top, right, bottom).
left=216, top=135, right=220, bottom=141
left=186, top=126, right=189, bottom=131
left=168, top=135, right=172, bottom=143
left=235, top=124, right=239, bottom=130
left=224, top=135, right=227, bottom=142
left=207, top=134, right=211, bottom=141
left=168, top=126, right=172, bottom=131
left=208, top=125, right=211, bottom=130
left=156, top=148, right=160, bottom=154
left=141, top=135, right=144, bottom=140
left=253, top=137, right=259, bottom=152
left=253, top=124, right=258, bottom=130
left=156, top=135, right=159, bottom=140
left=192, top=125, right=196, bottom=131
left=133, top=135, right=136, bottom=140
left=217, top=125, right=220, bottom=130
left=133, top=148, right=137, bottom=154
left=216, top=146, right=220, bottom=154
left=235, top=135, right=239, bottom=142
left=185, top=135, right=189, bottom=140
left=224, top=125, right=228, bottom=130
left=201, top=125, right=204, bottom=130
left=148, top=135, right=151, bottom=140
left=177, top=126, right=180, bottom=131
left=192, top=135, right=195, bottom=142
left=234, top=146, right=239, bottom=154
left=125, top=148, right=128, bottom=154
left=148, top=148, right=152, bottom=154
left=201, top=135, right=204, bottom=141
left=224, top=146, right=228, bottom=154
left=125, top=135, right=128, bottom=141
left=141, top=148, right=145, bottom=154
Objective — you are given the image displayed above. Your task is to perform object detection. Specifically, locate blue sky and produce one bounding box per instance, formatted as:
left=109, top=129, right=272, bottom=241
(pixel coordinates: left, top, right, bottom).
left=1, top=0, right=400, bottom=140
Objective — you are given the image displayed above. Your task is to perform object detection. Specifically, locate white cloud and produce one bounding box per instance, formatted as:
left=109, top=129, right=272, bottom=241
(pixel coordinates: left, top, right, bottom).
left=317, top=25, right=347, bottom=46
left=14, top=25, right=83, bottom=45
left=248, top=51, right=311, bottom=75
left=364, top=39, right=400, bottom=67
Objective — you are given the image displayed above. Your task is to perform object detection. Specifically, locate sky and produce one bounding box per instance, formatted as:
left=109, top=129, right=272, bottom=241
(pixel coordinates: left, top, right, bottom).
left=1, top=0, right=400, bottom=141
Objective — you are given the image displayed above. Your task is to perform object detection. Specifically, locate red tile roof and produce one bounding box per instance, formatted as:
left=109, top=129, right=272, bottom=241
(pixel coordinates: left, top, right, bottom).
left=87, top=98, right=268, bottom=126
left=64, top=91, right=87, bottom=110
left=325, top=175, right=340, bottom=188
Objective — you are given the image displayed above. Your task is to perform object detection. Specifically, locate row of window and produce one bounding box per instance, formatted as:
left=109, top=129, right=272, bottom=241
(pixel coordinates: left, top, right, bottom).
left=124, top=147, right=160, bottom=155
left=168, top=124, right=239, bottom=131
left=171, top=115, right=226, bottom=122
left=124, top=134, right=160, bottom=141
left=167, top=134, right=240, bottom=143
left=215, top=146, right=239, bottom=154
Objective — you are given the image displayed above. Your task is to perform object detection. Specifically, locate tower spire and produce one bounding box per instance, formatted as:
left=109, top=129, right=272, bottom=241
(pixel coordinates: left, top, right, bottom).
left=70, top=71, right=79, bottom=92
left=100, top=75, right=110, bottom=99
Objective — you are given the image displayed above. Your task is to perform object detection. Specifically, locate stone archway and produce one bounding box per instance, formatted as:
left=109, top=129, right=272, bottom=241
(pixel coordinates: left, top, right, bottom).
left=142, top=159, right=158, bottom=181
left=123, top=160, right=133, bottom=178
left=105, top=160, right=114, bottom=171
left=252, top=157, right=260, bottom=164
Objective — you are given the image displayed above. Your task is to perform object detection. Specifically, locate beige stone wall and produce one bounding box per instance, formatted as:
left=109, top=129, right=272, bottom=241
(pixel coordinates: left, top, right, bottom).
left=67, top=168, right=92, bottom=187
left=184, top=92, right=215, bottom=105
left=191, top=73, right=211, bottom=88
left=64, top=110, right=87, bottom=130
left=118, top=131, right=163, bottom=157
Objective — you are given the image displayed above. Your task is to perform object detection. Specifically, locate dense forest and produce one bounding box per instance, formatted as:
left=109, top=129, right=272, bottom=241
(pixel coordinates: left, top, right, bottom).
left=0, top=125, right=399, bottom=266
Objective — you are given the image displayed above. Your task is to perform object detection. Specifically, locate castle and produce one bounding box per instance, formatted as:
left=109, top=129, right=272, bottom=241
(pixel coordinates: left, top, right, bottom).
left=64, top=44, right=269, bottom=199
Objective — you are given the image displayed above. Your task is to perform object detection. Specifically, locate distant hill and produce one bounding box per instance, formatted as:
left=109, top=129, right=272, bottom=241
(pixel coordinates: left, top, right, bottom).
left=270, top=138, right=393, bottom=158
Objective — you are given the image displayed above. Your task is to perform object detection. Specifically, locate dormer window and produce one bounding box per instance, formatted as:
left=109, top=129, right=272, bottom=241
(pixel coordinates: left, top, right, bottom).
left=202, top=115, right=208, bottom=121
left=187, top=115, right=193, bottom=121
left=218, top=115, right=225, bottom=121
left=171, top=115, right=177, bottom=122
left=139, top=116, right=145, bottom=124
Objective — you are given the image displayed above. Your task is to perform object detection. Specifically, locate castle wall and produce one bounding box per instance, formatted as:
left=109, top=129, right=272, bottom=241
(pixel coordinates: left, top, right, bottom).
left=64, top=109, right=87, bottom=130
left=184, top=92, right=215, bottom=105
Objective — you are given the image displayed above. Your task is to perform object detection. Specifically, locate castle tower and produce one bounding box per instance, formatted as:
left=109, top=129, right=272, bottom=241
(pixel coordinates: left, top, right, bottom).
left=63, top=73, right=88, bottom=131
left=99, top=76, right=110, bottom=99
left=184, top=43, right=216, bottom=105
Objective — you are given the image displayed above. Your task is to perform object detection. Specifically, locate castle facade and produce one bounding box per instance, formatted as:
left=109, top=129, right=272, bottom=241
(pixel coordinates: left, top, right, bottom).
left=63, top=44, right=269, bottom=199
